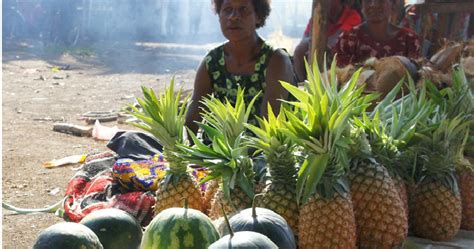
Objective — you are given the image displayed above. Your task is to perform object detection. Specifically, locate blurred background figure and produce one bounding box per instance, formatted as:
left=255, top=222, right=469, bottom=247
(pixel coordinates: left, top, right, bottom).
left=292, top=0, right=362, bottom=82
left=333, top=0, right=421, bottom=67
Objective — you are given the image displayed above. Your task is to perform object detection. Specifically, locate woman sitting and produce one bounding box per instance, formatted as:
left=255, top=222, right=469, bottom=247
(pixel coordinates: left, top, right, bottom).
left=185, top=0, right=295, bottom=132
left=333, top=0, right=421, bottom=67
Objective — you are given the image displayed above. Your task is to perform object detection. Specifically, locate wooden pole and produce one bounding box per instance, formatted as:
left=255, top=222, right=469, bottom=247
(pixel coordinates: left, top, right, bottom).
left=309, top=0, right=330, bottom=67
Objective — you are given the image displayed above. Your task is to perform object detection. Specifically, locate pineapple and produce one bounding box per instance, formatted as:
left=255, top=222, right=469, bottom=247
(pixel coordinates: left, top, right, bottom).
left=459, top=158, right=474, bottom=230
left=348, top=159, right=407, bottom=249
left=409, top=116, right=469, bottom=241
left=127, top=80, right=203, bottom=213
left=280, top=58, right=372, bottom=249
left=409, top=71, right=471, bottom=240
left=347, top=79, right=436, bottom=248
left=177, top=88, right=257, bottom=219
left=202, top=179, right=220, bottom=214
left=423, top=67, right=474, bottom=232
left=347, top=129, right=408, bottom=249
left=246, top=105, right=299, bottom=233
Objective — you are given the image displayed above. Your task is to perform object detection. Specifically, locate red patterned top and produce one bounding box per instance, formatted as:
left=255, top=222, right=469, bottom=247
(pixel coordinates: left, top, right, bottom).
left=333, top=24, right=421, bottom=67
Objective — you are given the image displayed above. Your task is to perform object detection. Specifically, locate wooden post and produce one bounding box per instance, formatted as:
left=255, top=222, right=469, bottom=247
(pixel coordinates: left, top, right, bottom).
left=309, top=0, right=330, bottom=67
left=419, top=0, right=474, bottom=55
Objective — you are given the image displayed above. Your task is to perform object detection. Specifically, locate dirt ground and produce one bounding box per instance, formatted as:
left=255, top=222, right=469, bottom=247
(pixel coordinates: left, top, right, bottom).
left=1, top=39, right=215, bottom=248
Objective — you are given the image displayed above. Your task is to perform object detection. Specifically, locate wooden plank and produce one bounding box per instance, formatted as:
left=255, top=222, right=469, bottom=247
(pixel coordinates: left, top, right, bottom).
left=421, top=3, right=474, bottom=13
left=419, top=1, right=472, bottom=53
left=425, top=0, right=472, bottom=3
left=309, top=0, right=330, bottom=67
left=407, top=230, right=474, bottom=248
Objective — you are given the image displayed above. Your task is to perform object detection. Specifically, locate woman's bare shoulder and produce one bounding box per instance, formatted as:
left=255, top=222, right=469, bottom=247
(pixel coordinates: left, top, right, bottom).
left=268, top=48, right=293, bottom=67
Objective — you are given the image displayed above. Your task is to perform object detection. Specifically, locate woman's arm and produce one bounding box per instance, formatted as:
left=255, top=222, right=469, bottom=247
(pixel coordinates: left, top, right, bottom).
left=262, top=49, right=295, bottom=117
left=185, top=59, right=212, bottom=136
left=293, top=37, right=310, bottom=83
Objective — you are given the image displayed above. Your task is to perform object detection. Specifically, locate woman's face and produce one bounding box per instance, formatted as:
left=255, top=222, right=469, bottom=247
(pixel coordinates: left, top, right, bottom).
left=362, top=0, right=392, bottom=23
left=218, top=0, right=260, bottom=41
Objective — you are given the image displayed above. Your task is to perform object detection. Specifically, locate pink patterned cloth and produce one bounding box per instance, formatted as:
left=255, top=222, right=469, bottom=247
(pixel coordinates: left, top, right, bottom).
left=62, top=171, right=155, bottom=227
left=333, top=24, right=421, bottom=67
left=61, top=152, right=156, bottom=226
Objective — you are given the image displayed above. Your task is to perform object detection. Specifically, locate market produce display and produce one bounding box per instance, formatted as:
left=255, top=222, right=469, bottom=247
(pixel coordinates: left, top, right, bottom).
left=23, top=42, right=474, bottom=248
left=127, top=80, right=204, bottom=214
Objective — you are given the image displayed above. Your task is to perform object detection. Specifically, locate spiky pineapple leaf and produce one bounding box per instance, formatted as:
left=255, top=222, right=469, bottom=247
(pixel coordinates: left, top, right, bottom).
left=281, top=55, right=373, bottom=202
left=126, top=79, right=191, bottom=182
left=176, top=87, right=259, bottom=203
left=297, top=153, right=330, bottom=204
left=371, top=79, right=404, bottom=117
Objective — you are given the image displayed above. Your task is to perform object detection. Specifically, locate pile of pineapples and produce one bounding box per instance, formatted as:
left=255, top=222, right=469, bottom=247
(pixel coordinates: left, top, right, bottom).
left=128, top=58, right=473, bottom=248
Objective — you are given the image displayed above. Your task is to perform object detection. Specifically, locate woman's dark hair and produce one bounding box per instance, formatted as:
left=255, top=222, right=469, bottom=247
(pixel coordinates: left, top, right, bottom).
left=212, top=0, right=271, bottom=28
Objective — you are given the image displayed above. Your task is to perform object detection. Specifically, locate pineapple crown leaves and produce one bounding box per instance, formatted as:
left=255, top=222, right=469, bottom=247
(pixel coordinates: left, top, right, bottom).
left=127, top=79, right=191, bottom=178
left=421, top=115, right=473, bottom=153
left=199, top=87, right=260, bottom=145
left=347, top=124, right=374, bottom=159
left=245, top=104, right=296, bottom=157
left=413, top=115, right=473, bottom=185
left=281, top=55, right=370, bottom=203
left=425, top=66, right=474, bottom=159
left=416, top=67, right=474, bottom=161
left=245, top=104, right=298, bottom=183
left=354, top=78, right=435, bottom=177
left=127, top=78, right=190, bottom=151
left=426, top=66, right=474, bottom=120
left=176, top=88, right=258, bottom=201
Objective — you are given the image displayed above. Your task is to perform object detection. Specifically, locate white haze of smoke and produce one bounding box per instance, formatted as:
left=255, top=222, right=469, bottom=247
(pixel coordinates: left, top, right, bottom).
left=3, top=0, right=313, bottom=45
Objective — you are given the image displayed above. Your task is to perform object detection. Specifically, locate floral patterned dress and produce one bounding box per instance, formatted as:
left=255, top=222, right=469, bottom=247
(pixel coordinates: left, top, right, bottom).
left=204, top=39, right=273, bottom=125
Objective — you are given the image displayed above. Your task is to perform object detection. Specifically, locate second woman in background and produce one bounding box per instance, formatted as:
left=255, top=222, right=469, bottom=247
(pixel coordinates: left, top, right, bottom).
left=333, top=0, right=421, bottom=67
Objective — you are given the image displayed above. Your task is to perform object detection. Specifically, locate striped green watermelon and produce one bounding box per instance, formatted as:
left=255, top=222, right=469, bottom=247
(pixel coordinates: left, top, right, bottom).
left=140, top=206, right=219, bottom=249
left=33, top=222, right=103, bottom=249
left=80, top=208, right=142, bottom=249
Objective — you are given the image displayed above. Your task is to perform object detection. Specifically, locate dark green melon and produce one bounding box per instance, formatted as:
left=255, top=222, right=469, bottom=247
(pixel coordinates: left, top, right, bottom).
left=140, top=207, right=219, bottom=249
left=209, top=231, right=278, bottom=249
left=224, top=207, right=296, bottom=249
left=80, top=208, right=143, bottom=249
left=33, top=222, right=103, bottom=249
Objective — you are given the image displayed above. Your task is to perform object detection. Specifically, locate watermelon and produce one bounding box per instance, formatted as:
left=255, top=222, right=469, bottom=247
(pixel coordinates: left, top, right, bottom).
left=140, top=206, right=219, bottom=249
left=224, top=207, right=296, bottom=249
left=33, top=222, right=103, bottom=249
left=80, top=208, right=143, bottom=249
left=209, top=231, right=278, bottom=249
left=211, top=202, right=278, bottom=249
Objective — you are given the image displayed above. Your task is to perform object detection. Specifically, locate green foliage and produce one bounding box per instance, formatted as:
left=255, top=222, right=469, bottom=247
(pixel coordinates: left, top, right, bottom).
left=176, top=88, right=259, bottom=201
left=127, top=78, right=190, bottom=151
left=408, top=67, right=474, bottom=188
left=280, top=56, right=374, bottom=204
left=353, top=77, right=435, bottom=178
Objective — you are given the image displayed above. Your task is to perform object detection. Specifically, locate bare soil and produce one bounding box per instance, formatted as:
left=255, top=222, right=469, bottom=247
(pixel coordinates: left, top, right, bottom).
left=2, top=39, right=211, bottom=248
